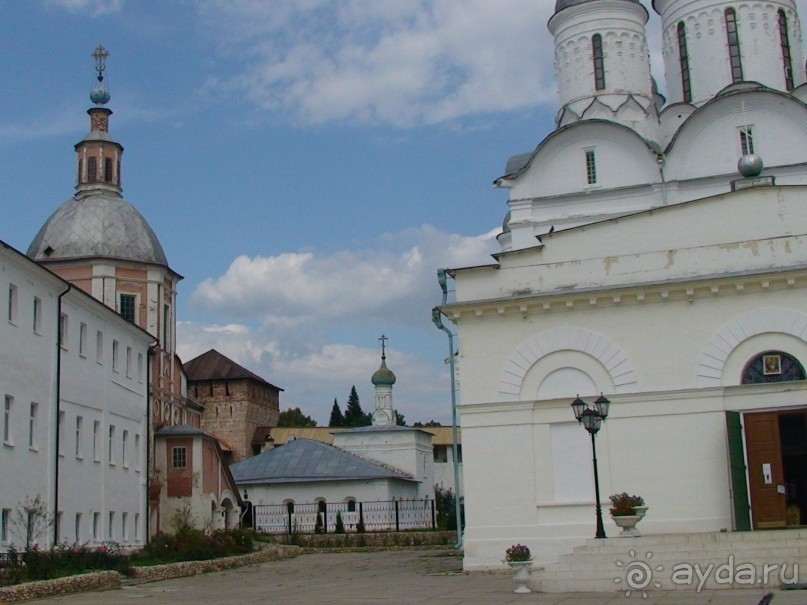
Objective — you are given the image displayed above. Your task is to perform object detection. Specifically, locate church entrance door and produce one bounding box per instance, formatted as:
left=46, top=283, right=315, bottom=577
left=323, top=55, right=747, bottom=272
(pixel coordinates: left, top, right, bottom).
left=743, top=409, right=807, bottom=529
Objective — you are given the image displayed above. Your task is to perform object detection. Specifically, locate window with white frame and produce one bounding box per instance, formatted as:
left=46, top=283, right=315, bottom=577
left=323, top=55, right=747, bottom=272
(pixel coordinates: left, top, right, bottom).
left=172, top=446, right=187, bottom=469
left=93, top=420, right=100, bottom=461
left=75, top=416, right=83, bottom=458
left=28, top=402, right=38, bottom=449
left=96, top=330, right=103, bottom=364
left=122, top=429, right=128, bottom=468
left=108, top=425, right=115, bottom=464
left=112, top=340, right=119, bottom=372
left=126, top=346, right=132, bottom=378
left=134, top=433, right=141, bottom=471
left=75, top=513, right=82, bottom=543
left=58, top=411, right=65, bottom=456
left=92, top=512, right=100, bottom=541
left=134, top=512, right=140, bottom=541
left=33, top=297, right=42, bottom=334
left=108, top=511, right=114, bottom=540
left=118, top=293, right=137, bottom=324
left=1, top=508, right=9, bottom=542
left=3, top=395, right=12, bottom=445
left=79, top=322, right=87, bottom=357
left=7, top=284, right=17, bottom=324
left=122, top=512, right=128, bottom=541
left=137, top=353, right=144, bottom=382
left=585, top=149, right=597, bottom=185
left=739, top=125, right=754, bottom=155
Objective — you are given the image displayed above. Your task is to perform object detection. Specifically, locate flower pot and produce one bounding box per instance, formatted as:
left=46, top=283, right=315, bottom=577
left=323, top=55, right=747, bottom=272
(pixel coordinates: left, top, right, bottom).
left=612, top=514, right=642, bottom=537
left=634, top=506, right=648, bottom=519
left=507, top=561, right=533, bottom=593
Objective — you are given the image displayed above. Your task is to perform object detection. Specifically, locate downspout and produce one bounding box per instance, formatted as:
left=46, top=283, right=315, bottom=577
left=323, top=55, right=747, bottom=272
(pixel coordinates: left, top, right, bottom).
left=53, top=284, right=71, bottom=546
left=432, top=268, right=463, bottom=550
left=146, top=343, right=157, bottom=544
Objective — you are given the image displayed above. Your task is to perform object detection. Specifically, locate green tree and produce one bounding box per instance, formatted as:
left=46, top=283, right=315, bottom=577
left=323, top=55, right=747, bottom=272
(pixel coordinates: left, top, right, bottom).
left=343, top=386, right=370, bottom=427
left=328, top=399, right=345, bottom=427
left=10, top=494, right=54, bottom=549
left=395, top=411, right=406, bottom=426
left=277, top=407, right=317, bottom=427
left=413, top=420, right=443, bottom=427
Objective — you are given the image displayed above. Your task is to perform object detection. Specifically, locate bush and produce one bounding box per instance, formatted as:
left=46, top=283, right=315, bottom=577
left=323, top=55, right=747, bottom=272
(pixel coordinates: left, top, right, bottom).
left=334, top=512, right=345, bottom=534
left=1, top=542, right=130, bottom=585
left=132, top=527, right=254, bottom=566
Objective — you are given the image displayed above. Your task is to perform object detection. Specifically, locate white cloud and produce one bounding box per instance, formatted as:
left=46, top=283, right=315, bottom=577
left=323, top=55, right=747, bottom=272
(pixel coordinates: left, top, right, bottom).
left=45, top=0, right=123, bottom=16
left=196, top=0, right=556, bottom=127
left=191, top=225, right=498, bottom=327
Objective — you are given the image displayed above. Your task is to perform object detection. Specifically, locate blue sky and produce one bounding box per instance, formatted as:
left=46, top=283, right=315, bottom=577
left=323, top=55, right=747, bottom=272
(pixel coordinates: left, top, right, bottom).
left=2, top=0, right=802, bottom=425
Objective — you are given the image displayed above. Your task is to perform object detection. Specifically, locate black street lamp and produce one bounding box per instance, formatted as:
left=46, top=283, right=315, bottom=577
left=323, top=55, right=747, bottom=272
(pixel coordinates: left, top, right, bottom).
left=571, top=394, right=611, bottom=539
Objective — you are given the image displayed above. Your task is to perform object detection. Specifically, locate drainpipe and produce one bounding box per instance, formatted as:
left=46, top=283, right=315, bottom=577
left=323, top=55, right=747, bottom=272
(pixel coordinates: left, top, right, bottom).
left=53, top=284, right=71, bottom=546
left=432, top=268, right=463, bottom=549
left=146, top=343, right=157, bottom=544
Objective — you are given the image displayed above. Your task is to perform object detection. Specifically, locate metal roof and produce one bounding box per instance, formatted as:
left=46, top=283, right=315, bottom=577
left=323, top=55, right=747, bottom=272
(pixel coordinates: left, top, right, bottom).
left=184, top=349, right=283, bottom=390
left=27, top=193, right=168, bottom=266
left=230, top=438, right=417, bottom=485
left=264, top=426, right=460, bottom=447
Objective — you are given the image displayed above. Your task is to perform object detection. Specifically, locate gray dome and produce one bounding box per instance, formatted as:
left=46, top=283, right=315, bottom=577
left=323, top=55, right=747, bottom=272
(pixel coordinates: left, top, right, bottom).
left=371, top=358, right=396, bottom=386
left=28, top=193, right=168, bottom=265
left=555, top=0, right=639, bottom=11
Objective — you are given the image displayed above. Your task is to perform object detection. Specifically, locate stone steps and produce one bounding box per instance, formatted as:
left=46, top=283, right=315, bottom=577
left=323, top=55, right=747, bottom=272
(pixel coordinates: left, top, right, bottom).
left=535, top=531, right=807, bottom=593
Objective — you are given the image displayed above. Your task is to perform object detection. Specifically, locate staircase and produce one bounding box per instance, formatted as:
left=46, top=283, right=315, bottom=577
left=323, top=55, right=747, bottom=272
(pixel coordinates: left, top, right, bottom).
left=535, top=530, right=807, bottom=593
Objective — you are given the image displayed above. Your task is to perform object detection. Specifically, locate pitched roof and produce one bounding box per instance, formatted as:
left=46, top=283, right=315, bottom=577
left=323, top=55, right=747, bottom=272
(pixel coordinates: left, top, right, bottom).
left=183, top=349, right=283, bottom=391
left=265, top=426, right=460, bottom=447
left=229, top=438, right=417, bottom=485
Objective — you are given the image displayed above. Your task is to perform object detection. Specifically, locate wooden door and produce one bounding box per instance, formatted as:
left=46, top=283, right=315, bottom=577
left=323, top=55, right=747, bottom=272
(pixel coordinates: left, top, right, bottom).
left=744, top=412, right=787, bottom=529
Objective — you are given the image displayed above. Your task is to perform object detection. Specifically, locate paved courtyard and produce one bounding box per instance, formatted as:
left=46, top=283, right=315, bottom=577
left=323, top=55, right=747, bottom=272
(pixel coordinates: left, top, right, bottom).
left=23, top=549, right=807, bottom=605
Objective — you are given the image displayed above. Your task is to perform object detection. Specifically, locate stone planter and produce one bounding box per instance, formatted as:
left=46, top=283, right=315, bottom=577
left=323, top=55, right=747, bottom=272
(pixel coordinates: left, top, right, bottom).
left=506, top=561, right=533, bottom=593
left=612, top=514, right=642, bottom=537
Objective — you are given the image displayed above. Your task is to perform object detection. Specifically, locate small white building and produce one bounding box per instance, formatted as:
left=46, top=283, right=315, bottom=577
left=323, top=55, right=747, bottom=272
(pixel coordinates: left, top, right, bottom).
left=1, top=240, right=152, bottom=550
left=441, top=0, right=807, bottom=573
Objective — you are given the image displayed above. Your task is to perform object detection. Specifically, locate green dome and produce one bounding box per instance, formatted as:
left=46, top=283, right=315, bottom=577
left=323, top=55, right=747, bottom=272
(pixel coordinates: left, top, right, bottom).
left=371, top=358, right=396, bottom=386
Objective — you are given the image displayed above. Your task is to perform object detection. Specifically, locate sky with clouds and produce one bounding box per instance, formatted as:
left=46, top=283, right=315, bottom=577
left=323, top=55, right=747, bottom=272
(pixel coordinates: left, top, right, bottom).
left=2, top=0, right=803, bottom=424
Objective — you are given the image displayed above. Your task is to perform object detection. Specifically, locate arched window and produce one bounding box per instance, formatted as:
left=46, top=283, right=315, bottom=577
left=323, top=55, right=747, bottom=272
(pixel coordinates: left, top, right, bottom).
left=592, top=34, right=605, bottom=91
left=346, top=499, right=356, bottom=513
left=677, top=22, right=692, bottom=103
left=725, top=8, right=743, bottom=83
left=778, top=10, right=794, bottom=91
left=741, top=351, right=806, bottom=384
left=317, top=499, right=326, bottom=513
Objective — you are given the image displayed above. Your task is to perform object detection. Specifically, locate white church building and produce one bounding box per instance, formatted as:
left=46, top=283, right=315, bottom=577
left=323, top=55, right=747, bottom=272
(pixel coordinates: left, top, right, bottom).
left=441, top=0, right=807, bottom=576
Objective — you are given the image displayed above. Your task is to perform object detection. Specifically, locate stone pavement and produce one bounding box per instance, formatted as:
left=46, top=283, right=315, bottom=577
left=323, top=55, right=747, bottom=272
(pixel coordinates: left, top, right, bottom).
left=21, top=550, right=807, bottom=605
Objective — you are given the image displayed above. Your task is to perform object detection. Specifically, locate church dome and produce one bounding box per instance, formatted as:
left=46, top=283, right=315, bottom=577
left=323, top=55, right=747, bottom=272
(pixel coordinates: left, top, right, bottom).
left=555, top=0, right=639, bottom=11
left=27, top=193, right=168, bottom=265
left=371, top=358, right=396, bottom=386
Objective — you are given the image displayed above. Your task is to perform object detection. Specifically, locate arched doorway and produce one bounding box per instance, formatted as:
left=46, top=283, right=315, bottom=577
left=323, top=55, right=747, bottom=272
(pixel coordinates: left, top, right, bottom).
left=739, top=351, right=807, bottom=529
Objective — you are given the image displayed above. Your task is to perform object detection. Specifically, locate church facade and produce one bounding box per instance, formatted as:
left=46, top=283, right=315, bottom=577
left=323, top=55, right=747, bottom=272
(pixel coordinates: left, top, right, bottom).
left=441, top=0, right=807, bottom=570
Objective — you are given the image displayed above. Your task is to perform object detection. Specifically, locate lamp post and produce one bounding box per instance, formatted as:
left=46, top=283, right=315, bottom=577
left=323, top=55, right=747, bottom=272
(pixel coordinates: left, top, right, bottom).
left=571, top=394, right=611, bottom=539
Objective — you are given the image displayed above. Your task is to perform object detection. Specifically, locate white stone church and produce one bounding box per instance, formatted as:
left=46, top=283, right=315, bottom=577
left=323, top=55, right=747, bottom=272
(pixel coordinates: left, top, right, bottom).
left=441, top=0, right=807, bottom=578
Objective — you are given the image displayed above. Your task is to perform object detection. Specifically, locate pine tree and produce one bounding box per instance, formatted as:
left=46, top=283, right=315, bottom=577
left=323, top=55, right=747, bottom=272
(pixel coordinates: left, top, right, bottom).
left=329, top=398, right=345, bottom=427
left=343, top=386, right=370, bottom=427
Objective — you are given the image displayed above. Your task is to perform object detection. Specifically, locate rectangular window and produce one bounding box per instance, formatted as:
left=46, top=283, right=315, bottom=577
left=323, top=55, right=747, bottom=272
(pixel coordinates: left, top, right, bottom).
left=87, top=156, right=98, bottom=183
left=59, top=313, right=68, bottom=349
left=75, top=513, right=82, bottom=543
left=162, top=304, right=170, bottom=350
left=58, top=411, right=65, bottom=456
left=119, top=294, right=136, bottom=324
left=134, top=512, right=140, bottom=541
left=79, top=322, right=87, bottom=357
left=93, top=420, right=100, bottom=461
left=55, top=512, right=62, bottom=542
left=126, top=346, right=133, bottom=378
left=137, top=353, right=144, bottom=382
left=7, top=284, right=17, bottom=324
left=122, top=429, right=128, bottom=468
left=172, top=446, right=187, bottom=469
left=112, top=340, right=119, bottom=372
left=740, top=126, right=754, bottom=155
left=779, top=10, right=794, bottom=91
left=108, top=511, right=114, bottom=540
left=104, top=157, right=113, bottom=183
left=75, top=416, right=83, bottom=458
left=725, top=8, right=743, bottom=83
left=585, top=149, right=597, bottom=185
left=592, top=34, right=606, bottom=91
left=121, top=512, right=128, bottom=541
left=33, top=297, right=41, bottom=334
left=677, top=22, right=692, bottom=103
left=1, top=508, right=9, bottom=543
left=108, top=425, right=115, bottom=464
left=134, top=433, right=141, bottom=471
left=29, top=402, right=38, bottom=449
left=3, top=395, right=12, bottom=445
left=92, top=512, right=100, bottom=541
left=96, top=330, right=104, bottom=364
left=433, top=445, right=448, bottom=463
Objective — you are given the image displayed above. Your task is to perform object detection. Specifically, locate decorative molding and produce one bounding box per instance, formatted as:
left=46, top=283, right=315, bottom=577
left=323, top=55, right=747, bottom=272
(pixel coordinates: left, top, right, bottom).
left=498, top=327, right=637, bottom=400
left=697, top=308, right=807, bottom=387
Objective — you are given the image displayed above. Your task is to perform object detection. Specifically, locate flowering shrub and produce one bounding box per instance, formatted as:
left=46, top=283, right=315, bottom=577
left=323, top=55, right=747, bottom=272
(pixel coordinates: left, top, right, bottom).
left=0, top=542, right=129, bottom=585
left=505, top=543, right=531, bottom=562
left=609, top=492, right=645, bottom=516
left=132, top=528, right=254, bottom=565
